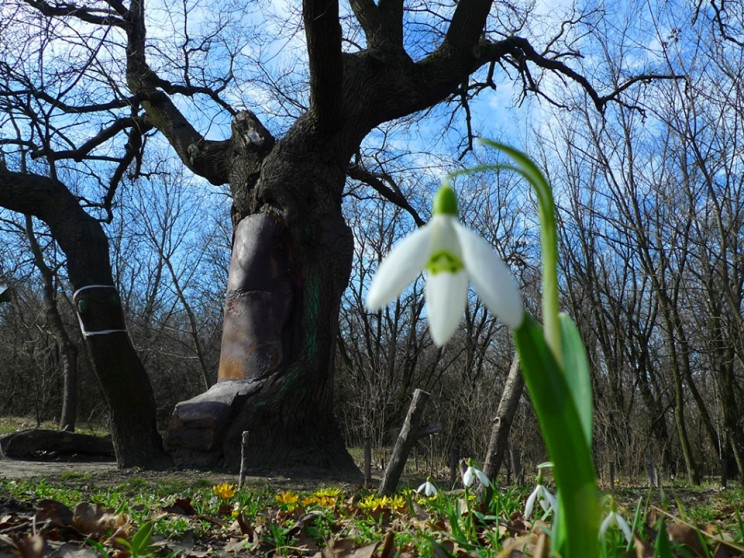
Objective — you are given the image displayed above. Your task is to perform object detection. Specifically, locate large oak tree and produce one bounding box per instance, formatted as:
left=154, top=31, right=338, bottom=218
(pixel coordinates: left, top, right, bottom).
left=0, top=0, right=653, bottom=472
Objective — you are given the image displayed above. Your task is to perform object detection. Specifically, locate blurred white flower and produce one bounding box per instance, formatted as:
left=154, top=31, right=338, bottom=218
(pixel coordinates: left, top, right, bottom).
left=524, top=483, right=557, bottom=519
left=366, top=186, right=523, bottom=346
left=416, top=479, right=438, bottom=497
left=599, top=510, right=633, bottom=544
left=462, top=463, right=490, bottom=488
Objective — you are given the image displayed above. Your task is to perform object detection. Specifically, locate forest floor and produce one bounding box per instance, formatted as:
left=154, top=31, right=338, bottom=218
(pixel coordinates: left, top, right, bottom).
left=1, top=419, right=743, bottom=556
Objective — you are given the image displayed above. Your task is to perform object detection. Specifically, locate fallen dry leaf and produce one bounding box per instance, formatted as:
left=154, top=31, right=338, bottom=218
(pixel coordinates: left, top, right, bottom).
left=14, top=534, right=45, bottom=558
left=72, top=503, right=129, bottom=539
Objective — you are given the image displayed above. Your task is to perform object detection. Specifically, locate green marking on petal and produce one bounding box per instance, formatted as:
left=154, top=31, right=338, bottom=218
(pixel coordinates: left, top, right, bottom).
left=425, top=251, right=464, bottom=274
left=433, top=186, right=458, bottom=216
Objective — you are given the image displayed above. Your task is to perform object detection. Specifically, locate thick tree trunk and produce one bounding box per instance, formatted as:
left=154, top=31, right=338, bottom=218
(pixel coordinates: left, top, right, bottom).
left=0, top=170, right=171, bottom=469
left=167, top=126, right=361, bottom=478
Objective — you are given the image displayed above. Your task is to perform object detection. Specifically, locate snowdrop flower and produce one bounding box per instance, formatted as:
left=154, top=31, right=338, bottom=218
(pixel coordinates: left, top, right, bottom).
left=599, top=509, right=633, bottom=544
left=416, top=478, right=438, bottom=497
left=524, top=483, right=557, bottom=519
left=462, top=460, right=490, bottom=488
left=366, top=186, right=524, bottom=346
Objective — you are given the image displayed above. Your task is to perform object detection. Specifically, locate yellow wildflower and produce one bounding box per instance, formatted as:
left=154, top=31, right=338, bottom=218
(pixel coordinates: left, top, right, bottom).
left=314, top=487, right=341, bottom=498
left=212, top=483, right=237, bottom=500
left=303, top=494, right=336, bottom=507
left=276, top=491, right=299, bottom=510
left=358, top=494, right=405, bottom=512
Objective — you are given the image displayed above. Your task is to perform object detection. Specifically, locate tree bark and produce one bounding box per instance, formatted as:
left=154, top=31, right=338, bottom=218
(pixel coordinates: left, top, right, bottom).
left=378, top=389, right=430, bottom=496
left=166, top=125, right=361, bottom=476
left=0, top=429, right=114, bottom=459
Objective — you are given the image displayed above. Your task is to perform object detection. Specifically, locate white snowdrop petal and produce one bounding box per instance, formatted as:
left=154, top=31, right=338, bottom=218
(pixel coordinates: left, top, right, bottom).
left=366, top=225, right=432, bottom=310
left=453, top=222, right=524, bottom=328
left=538, top=486, right=557, bottom=513
left=428, top=215, right=461, bottom=257
left=425, top=270, right=468, bottom=346
left=615, top=513, right=633, bottom=543
left=525, top=487, right=538, bottom=518
left=598, top=512, right=614, bottom=539
left=475, top=468, right=490, bottom=487
left=463, top=467, right=475, bottom=487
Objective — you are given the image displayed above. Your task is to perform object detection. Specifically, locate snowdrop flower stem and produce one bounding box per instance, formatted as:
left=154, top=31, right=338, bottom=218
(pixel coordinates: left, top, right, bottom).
left=457, top=141, right=600, bottom=557
left=476, top=139, right=561, bottom=364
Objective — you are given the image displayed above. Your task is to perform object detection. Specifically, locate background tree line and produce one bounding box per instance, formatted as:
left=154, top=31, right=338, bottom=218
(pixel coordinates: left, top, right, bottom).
left=1, top=0, right=742, bottom=482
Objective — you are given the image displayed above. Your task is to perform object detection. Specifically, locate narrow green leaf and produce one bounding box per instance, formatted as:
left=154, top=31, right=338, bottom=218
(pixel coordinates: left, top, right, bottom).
left=653, top=518, right=673, bottom=558
left=559, top=312, right=593, bottom=448
left=130, top=521, right=154, bottom=553
left=514, top=313, right=599, bottom=557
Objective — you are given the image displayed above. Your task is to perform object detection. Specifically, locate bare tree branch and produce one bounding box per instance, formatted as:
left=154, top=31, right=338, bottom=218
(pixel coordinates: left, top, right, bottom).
left=20, top=0, right=127, bottom=28
left=347, top=163, right=425, bottom=227
left=304, top=0, right=343, bottom=131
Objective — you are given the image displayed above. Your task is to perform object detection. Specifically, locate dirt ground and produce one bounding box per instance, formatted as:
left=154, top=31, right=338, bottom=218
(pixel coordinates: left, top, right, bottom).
left=0, top=455, right=364, bottom=493
left=0, top=457, right=117, bottom=480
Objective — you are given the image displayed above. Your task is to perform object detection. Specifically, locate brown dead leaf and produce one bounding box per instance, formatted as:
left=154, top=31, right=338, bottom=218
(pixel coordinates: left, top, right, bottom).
left=35, top=500, right=74, bottom=528
left=634, top=534, right=655, bottom=557
left=232, top=512, right=255, bottom=537
left=14, top=534, right=45, bottom=558
left=162, top=497, right=197, bottom=515
left=712, top=543, right=736, bottom=558
left=667, top=522, right=707, bottom=556
left=495, top=533, right=539, bottom=558
left=49, top=542, right=101, bottom=557
left=431, top=539, right=454, bottom=557
left=72, top=503, right=129, bottom=539
left=311, top=537, right=374, bottom=558
left=224, top=537, right=256, bottom=553
left=532, top=530, right=551, bottom=558
left=378, top=531, right=398, bottom=558
left=501, top=516, right=529, bottom=537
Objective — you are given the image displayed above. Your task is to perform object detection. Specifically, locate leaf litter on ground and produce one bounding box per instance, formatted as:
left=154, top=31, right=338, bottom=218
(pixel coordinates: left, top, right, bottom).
left=1, top=474, right=744, bottom=557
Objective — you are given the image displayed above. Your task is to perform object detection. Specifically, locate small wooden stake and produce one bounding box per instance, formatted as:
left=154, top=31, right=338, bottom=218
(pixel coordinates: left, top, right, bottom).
left=238, top=431, right=250, bottom=489
left=363, top=436, right=372, bottom=486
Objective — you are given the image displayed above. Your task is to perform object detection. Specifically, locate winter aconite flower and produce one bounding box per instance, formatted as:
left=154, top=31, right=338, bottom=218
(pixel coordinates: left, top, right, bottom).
left=212, top=483, right=237, bottom=500
left=462, top=459, right=490, bottom=488
left=416, top=478, right=438, bottom=497
left=366, top=186, right=523, bottom=346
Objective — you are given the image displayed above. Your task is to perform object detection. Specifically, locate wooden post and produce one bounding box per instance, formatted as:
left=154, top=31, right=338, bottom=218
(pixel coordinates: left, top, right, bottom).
left=429, top=435, right=435, bottom=477
left=645, top=454, right=655, bottom=487
left=506, top=448, right=512, bottom=485
left=238, top=431, right=250, bottom=489
left=363, top=436, right=372, bottom=486
left=449, top=446, right=458, bottom=487
left=483, top=356, right=524, bottom=480
left=720, top=458, right=728, bottom=488
left=609, top=461, right=615, bottom=491
left=510, top=448, right=523, bottom=486
left=378, top=389, right=430, bottom=496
